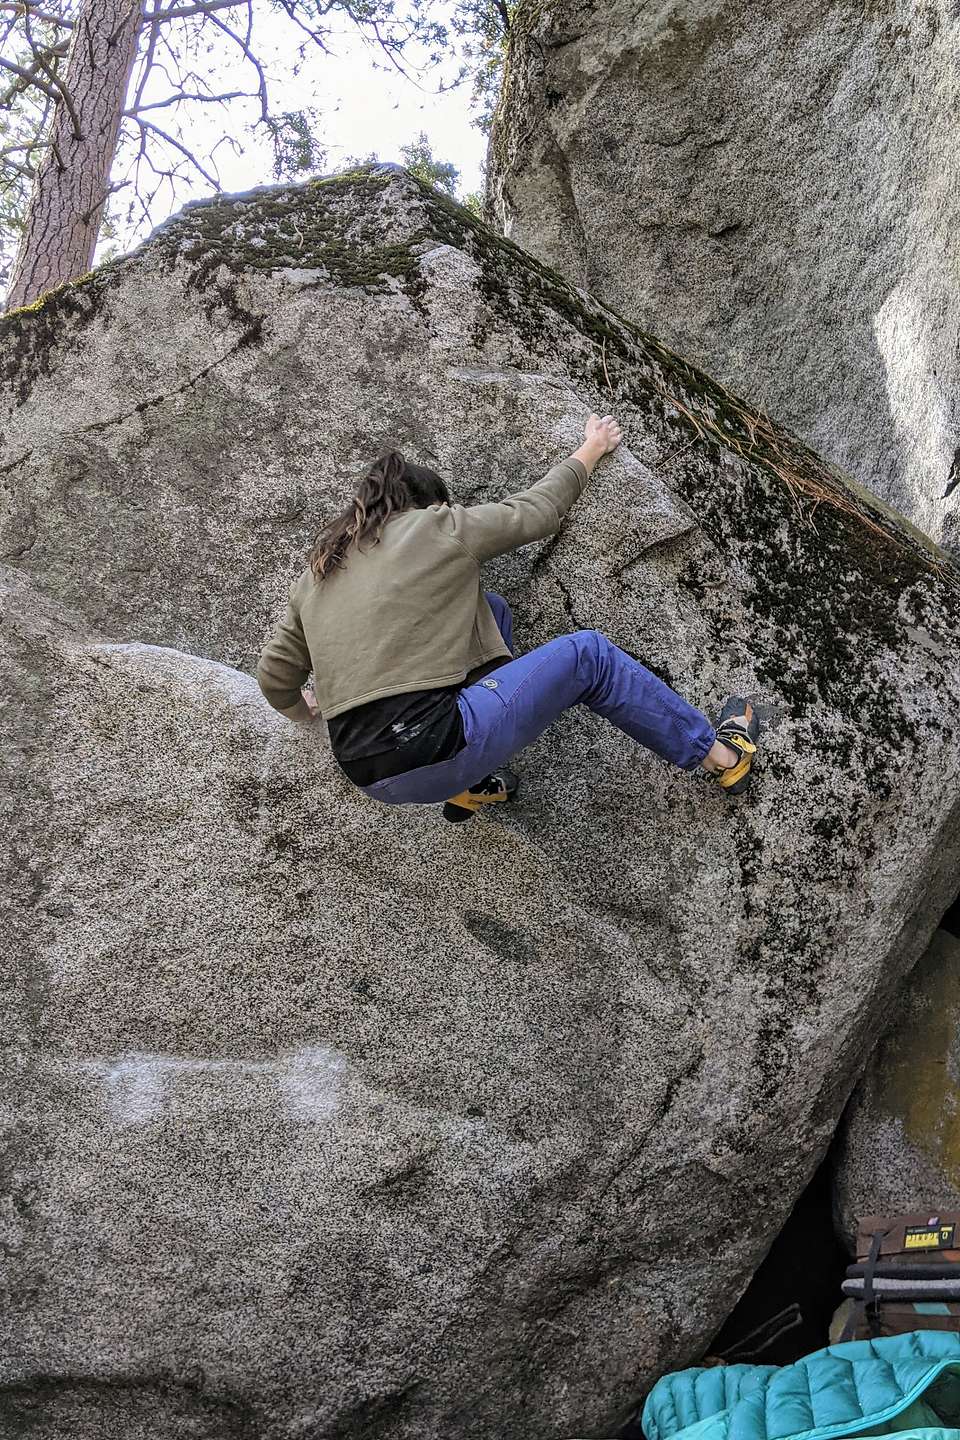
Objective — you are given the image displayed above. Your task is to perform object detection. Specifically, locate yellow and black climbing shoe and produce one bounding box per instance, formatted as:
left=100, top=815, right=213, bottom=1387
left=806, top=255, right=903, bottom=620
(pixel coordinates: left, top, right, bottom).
left=442, top=768, right=519, bottom=823
left=715, top=697, right=760, bottom=794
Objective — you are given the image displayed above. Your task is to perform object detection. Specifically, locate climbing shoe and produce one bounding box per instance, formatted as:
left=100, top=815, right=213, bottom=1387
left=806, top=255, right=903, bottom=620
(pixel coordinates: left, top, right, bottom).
left=442, top=768, right=519, bottom=823
left=714, top=697, right=760, bottom=794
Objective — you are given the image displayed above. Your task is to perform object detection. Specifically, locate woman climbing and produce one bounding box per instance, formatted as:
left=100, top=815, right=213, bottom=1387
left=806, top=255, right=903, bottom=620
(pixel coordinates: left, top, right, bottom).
left=256, top=414, right=759, bottom=820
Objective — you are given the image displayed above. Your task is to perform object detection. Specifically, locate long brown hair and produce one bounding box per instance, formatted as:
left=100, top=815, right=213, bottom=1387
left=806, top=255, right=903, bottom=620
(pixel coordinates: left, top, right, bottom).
left=308, top=450, right=451, bottom=580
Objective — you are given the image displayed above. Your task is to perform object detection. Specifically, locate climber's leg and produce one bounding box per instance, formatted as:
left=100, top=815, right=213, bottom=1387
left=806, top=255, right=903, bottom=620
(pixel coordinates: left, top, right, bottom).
left=432, top=590, right=519, bottom=821
left=459, top=629, right=717, bottom=770
left=484, top=591, right=514, bottom=654
left=712, top=696, right=760, bottom=793
left=361, top=630, right=743, bottom=807
left=440, top=765, right=521, bottom=824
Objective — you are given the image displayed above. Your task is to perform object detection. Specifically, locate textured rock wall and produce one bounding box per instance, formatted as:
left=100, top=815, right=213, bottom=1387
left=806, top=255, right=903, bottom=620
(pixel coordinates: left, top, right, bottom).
left=487, top=0, right=960, bottom=543
left=835, top=928, right=960, bottom=1247
left=3, top=167, right=960, bottom=1439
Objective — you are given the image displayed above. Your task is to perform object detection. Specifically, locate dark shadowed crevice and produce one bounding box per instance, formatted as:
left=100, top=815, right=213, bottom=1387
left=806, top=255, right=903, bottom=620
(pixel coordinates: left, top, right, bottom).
left=938, top=890, right=960, bottom=939
left=704, top=1146, right=848, bottom=1365
left=623, top=890, right=960, bottom=1440
left=618, top=1148, right=848, bottom=1437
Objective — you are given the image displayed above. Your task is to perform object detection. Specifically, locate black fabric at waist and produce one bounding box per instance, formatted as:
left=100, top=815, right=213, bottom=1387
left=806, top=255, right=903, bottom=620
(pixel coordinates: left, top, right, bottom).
left=329, top=658, right=508, bottom=787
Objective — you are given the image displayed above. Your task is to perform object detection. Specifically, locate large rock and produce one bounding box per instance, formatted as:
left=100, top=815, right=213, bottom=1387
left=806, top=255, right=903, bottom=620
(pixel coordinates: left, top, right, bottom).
left=3, top=165, right=960, bottom=1438
left=487, top=0, right=960, bottom=542
left=834, top=928, right=960, bottom=1248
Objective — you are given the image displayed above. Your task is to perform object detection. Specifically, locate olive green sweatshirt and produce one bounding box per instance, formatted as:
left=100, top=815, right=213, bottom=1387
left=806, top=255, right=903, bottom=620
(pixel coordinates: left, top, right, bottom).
left=256, top=457, right=589, bottom=718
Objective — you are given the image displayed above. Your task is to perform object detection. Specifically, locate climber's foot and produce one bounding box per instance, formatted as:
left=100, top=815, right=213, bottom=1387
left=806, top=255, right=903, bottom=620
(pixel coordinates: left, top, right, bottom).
left=442, top=768, right=519, bottom=823
left=712, top=698, right=760, bottom=794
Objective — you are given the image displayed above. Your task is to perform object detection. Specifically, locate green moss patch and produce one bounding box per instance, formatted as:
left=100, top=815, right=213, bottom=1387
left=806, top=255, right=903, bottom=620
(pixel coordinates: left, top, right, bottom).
left=0, top=267, right=118, bottom=406
left=150, top=167, right=424, bottom=298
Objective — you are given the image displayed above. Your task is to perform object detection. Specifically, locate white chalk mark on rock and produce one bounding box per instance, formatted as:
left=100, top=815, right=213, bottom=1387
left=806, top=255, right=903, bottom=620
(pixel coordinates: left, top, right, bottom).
left=70, top=1047, right=347, bottom=1127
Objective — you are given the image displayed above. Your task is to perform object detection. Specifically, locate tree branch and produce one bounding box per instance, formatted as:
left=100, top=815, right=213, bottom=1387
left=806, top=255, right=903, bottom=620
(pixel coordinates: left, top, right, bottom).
left=0, top=54, right=61, bottom=105
left=365, top=14, right=422, bottom=84
left=0, top=1, right=73, bottom=26
left=0, top=34, right=69, bottom=104
left=0, top=138, right=45, bottom=158
left=0, top=138, right=44, bottom=182
left=209, top=130, right=241, bottom=162
left=275, top=0, right=333, bottom=51
left=79, top=175, right=129, bottom=225
left=146, top=48, right=180, bottom=94
left=125, top=87, right=246, bottom=114
left=141, top=0, right=248, bottom=22
left=23, top=6, right=83, bottom=140
left=130, top=0, right=160, bottom=111
left=129, top=113, right=220, bottom=188
left=0, top=155, right=36, bottom=179
left=200, top=2, right=268, bottom=120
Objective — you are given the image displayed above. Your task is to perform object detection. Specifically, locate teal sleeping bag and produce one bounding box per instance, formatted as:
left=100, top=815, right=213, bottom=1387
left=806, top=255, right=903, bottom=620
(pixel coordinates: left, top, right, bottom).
left=642, top=1332, right=960, bottom=1440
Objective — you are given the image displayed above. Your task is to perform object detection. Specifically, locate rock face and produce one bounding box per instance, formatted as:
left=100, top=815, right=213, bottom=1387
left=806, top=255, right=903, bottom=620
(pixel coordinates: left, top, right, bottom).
left=487, top=0, right=960, bottom=543
left=3, top=166, right=960, bottom=1439
left=835, top=928, right=960, bottom=1248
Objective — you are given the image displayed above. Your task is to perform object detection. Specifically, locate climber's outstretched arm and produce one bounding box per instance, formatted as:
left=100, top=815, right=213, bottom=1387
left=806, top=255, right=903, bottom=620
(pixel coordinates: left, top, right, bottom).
left=439, top=413, right=623, bottom=563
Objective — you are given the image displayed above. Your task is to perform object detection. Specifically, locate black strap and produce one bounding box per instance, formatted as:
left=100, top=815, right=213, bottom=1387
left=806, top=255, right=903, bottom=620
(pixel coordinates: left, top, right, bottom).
left=864, top=1228, right=883, bottom=1303
left=863, top=1227, right=887, bottom=1338
left=838, top=1302, right=863, bottom=1343
left=713, top=1304, right=803, bottom=1363
left=840, top=1227, right=886, bottom=1342
left=847, top=1262, right=960, bottom=1281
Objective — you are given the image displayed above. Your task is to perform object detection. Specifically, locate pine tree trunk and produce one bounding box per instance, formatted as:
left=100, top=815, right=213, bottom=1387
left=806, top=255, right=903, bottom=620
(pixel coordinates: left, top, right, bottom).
left=5, top=0, right=142, bottom=311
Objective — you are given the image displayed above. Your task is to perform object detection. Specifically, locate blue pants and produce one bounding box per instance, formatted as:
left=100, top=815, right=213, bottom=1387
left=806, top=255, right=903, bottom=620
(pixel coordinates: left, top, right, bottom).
left=361, top=593, right=717, bottom=806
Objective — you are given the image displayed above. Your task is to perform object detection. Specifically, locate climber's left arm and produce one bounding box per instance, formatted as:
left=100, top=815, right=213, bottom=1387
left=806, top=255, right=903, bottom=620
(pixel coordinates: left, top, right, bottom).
left=277, top=690, right=319, bottom=726
left=256, top=588, right=318, bottom=724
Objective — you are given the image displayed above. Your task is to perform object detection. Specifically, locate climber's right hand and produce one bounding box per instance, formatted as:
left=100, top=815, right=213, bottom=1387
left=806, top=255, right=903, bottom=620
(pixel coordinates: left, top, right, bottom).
left=583, top=412, right=623, bottom=455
